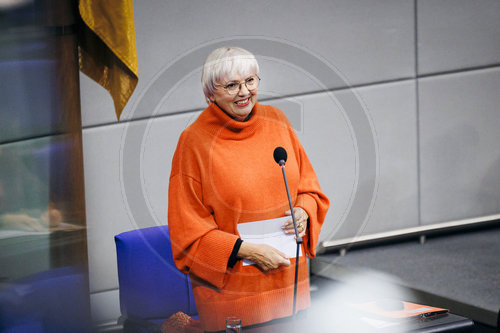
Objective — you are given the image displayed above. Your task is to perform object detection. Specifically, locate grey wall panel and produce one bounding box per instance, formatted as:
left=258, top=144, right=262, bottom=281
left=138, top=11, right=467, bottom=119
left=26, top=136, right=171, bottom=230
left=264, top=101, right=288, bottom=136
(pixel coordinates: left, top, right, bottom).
left=419, top=68, right=500, bottom=224
left=83, top=124, right=130, bottom=292
left=80, top=76, right=116, bottom=127
left=418, top=0, right=500, bottom=75
left=317, top=81, right=418, bottom=240
left=349, top=81, right=419, bottom=235
left=140, top=113, right=200, bottom=228
left=83, top=113, right=196, bottom=293
left=81, top=0, right=415, bottom=127
left=90, top=289, right=120, bottom=325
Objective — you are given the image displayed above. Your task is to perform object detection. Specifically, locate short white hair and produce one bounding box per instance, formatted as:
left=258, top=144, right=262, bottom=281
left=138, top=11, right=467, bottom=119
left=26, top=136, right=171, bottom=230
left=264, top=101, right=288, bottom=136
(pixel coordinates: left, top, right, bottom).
left=201, top=46, right=259, bottom=104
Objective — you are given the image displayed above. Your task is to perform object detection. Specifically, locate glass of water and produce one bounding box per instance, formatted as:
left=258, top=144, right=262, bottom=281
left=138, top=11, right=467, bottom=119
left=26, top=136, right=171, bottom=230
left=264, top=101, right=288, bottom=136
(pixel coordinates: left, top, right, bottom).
left=226, top=316, right=242, bottom=332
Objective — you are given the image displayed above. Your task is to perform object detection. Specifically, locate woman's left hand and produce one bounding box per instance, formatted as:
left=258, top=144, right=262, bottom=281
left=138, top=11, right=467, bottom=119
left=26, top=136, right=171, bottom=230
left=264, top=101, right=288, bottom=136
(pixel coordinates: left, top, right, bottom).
left=282, top=207, right=308, bottom=238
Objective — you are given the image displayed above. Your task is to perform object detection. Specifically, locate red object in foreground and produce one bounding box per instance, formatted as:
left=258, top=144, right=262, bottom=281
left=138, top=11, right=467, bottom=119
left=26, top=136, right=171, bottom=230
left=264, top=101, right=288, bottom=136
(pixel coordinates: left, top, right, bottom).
left=351, top=300, right=449, bottom=320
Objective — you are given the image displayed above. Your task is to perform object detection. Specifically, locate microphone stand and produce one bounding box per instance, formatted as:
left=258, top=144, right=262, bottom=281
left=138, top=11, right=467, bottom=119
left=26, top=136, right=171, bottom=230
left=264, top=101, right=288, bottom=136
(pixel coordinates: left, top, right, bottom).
left=279, top=160, right=303, bottom=319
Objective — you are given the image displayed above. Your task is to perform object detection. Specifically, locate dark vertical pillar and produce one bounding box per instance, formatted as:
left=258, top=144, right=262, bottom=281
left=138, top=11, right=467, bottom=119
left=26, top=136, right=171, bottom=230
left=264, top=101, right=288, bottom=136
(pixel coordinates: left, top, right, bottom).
left=44, top=0, right=89, bottom=270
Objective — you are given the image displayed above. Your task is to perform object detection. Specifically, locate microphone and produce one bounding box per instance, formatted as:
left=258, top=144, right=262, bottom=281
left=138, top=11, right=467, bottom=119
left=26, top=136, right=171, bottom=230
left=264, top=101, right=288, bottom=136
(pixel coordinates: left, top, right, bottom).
left=273, top=146, right=287, bottom=166
left=273, top=147, right=302, bottom=318
left=273, top=147, right=300, bottom=242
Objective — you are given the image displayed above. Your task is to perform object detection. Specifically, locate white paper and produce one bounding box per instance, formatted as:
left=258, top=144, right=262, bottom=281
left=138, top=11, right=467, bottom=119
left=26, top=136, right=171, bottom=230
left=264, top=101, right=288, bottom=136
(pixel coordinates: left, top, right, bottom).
left=237, top=216, right=302, bottom=266
left=406, top=307, right=433, bottom=314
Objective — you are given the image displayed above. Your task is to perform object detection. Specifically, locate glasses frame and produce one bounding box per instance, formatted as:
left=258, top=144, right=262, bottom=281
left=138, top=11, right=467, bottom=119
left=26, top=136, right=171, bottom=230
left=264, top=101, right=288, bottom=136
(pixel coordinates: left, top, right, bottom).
left=216, top=75, right=261, bottom=95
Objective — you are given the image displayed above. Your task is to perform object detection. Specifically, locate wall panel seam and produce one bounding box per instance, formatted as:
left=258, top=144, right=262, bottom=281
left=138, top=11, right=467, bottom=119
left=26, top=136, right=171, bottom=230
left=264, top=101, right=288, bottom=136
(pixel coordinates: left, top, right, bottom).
left=415, top=0, right=422, bottom=227
left=90, top=287, right=119, bottom=295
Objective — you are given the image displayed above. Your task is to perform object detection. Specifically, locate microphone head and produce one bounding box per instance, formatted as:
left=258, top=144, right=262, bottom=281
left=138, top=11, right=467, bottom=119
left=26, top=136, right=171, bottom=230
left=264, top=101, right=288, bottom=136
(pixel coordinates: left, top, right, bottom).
left=273, top=147, right=287, bottom=165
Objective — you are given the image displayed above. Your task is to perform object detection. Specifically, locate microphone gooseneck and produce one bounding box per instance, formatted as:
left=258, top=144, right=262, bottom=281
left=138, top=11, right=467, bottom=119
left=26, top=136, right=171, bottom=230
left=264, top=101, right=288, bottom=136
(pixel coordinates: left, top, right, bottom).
left=273, top=146, right=302, bottom=319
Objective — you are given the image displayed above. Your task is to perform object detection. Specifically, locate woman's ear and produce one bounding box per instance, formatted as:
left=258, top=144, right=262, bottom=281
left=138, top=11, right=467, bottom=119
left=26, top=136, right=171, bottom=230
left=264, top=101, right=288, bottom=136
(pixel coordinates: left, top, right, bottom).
left=209, top=96, right=215, bottom=103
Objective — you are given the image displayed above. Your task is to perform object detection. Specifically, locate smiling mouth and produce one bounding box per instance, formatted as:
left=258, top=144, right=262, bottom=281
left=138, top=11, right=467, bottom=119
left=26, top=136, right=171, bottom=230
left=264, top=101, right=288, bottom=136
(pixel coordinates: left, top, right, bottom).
left=234, top=98, right=250, bottom=106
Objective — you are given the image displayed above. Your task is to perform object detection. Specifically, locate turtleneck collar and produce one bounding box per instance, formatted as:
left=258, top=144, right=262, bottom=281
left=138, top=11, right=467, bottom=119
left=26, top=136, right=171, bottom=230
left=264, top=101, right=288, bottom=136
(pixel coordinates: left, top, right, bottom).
left=197, top=102, right=262, bottom=140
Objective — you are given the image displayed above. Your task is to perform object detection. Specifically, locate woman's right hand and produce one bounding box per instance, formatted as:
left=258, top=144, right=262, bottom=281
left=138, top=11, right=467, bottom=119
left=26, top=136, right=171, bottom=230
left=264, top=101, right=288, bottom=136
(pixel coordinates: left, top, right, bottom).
left=236, top=242, right=291, bottom=272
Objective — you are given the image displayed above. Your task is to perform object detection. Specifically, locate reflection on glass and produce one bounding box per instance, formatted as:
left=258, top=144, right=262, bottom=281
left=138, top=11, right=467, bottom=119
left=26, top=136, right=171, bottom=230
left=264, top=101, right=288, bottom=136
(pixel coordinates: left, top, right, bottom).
left=0, top=1, right=91, bottom=331
left=0, top=138, right=52, bottom=280
left=0, top=59, right=59, bottom=143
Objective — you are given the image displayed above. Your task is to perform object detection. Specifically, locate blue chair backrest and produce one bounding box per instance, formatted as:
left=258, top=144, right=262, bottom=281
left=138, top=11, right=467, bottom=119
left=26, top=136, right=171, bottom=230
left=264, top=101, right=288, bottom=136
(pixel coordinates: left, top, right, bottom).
left=115, top=225, right=197, bottom=319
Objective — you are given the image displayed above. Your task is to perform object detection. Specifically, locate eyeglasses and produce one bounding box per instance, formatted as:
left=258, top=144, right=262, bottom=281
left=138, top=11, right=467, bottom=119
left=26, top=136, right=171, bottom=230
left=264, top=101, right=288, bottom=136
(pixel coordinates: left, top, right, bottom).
left=217, top=75, right=260, bottom=95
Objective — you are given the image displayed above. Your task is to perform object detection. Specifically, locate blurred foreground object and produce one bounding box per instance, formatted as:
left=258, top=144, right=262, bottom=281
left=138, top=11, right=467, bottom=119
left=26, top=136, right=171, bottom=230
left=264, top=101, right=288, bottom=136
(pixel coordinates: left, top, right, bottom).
left=1, top=0, right=91, bottom=330
left=0, top=266, right=91, bottom=332
left=161, top=312, right=202, bottom=333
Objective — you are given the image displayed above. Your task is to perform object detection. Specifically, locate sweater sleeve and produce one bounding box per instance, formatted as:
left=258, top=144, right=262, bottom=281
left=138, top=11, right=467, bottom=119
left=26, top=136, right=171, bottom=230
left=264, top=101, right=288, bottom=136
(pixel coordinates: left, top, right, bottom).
left=168, top=153, right=239, bottom=289
left=292, top=136, right=330, bottom=258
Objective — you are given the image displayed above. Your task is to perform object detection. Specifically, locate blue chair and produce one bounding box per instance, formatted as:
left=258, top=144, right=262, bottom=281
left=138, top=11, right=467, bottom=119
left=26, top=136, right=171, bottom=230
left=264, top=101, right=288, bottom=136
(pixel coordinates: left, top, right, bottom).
left=115, top=225, right=197, bottom=332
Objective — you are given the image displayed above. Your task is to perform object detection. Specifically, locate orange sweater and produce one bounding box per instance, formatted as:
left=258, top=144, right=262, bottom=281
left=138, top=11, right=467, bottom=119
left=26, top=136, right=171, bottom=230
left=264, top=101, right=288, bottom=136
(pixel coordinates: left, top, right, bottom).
left=168, top=102, right=329, bottom=331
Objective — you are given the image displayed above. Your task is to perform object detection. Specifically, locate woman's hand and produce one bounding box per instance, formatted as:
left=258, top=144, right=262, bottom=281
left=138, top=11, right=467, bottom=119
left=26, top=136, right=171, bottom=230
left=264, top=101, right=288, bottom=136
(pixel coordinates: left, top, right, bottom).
left=282, top=207, right=308, bottom=238
left=237, top=242, right=290, bottom=272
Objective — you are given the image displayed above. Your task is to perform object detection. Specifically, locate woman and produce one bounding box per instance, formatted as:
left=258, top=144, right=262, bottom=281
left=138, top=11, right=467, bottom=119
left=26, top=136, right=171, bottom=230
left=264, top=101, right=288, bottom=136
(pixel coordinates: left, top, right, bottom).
left=168, top=46, right=329, bottom=332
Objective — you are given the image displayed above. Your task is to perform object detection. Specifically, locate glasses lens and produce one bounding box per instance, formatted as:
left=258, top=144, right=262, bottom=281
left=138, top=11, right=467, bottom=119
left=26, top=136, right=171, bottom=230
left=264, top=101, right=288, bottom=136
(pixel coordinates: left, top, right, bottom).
left=225, top=82, right=239, bottom=94
left=245, top=76, right=258, bottom=90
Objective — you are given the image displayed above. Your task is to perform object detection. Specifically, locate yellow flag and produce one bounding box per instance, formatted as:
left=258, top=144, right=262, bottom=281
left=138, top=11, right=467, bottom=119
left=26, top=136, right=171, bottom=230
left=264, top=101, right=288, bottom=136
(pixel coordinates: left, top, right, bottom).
left=78, top=0, right=138, bottom=121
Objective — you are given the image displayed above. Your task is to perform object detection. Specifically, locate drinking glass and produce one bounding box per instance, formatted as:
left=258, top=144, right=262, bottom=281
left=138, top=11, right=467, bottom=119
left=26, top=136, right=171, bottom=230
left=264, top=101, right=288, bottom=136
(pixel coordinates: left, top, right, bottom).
left=225, top=316, right=242, bottom=332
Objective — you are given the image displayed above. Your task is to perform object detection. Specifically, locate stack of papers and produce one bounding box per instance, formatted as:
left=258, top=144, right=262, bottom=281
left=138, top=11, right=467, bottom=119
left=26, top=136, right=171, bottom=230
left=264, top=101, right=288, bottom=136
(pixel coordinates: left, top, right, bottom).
left=237, top=216, right=302, bottom=266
